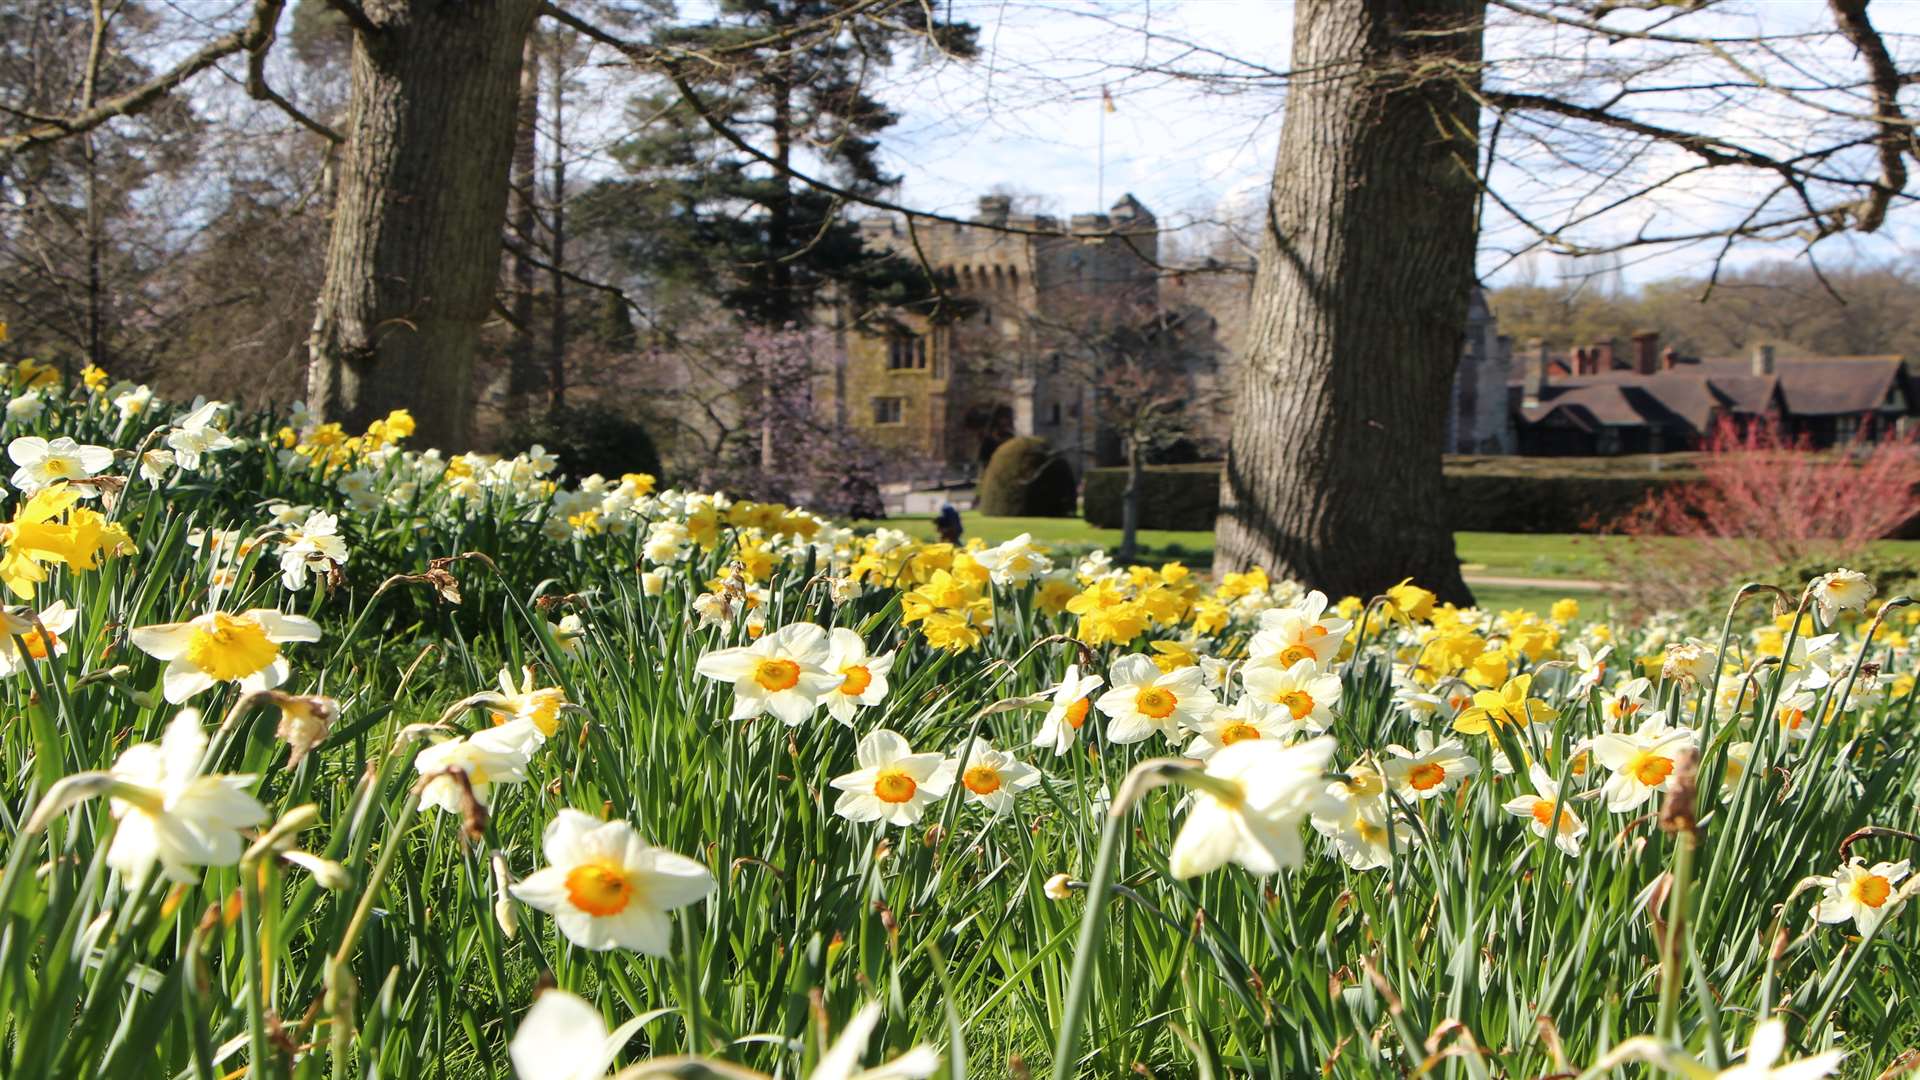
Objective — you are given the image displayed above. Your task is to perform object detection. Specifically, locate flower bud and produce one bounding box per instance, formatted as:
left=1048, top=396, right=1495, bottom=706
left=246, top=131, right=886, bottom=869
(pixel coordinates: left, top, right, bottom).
left=281, top=850, right=352, bottom=890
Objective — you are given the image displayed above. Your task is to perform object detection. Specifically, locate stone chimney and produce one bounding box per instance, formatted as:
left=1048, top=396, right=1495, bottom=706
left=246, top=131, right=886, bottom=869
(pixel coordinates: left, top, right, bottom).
left=1523, top=338, right=1549, bottom=406
left=1632, top=331, right=1660, bottom=375
left=1752, top=342, right=1775, bottom=376
left=974, top=194, right=1011, bottom=225
left=1593, top=338, right=1618, bottom=372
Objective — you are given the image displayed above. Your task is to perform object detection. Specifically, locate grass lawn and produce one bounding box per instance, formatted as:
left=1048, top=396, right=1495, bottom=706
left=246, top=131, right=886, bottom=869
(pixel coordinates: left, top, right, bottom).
left=861, top=515, right=1920, bottom=614
left=859, top=514, right=1217, bottom=568
left=866, top=515, right=1615, bottom=578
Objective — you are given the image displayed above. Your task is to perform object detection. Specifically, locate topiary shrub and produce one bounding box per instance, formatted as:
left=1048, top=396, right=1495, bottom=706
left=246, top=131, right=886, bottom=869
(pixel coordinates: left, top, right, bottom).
left=977, top=436, right=1078, bottom=517
left=506, top=403, right=664, bottom=483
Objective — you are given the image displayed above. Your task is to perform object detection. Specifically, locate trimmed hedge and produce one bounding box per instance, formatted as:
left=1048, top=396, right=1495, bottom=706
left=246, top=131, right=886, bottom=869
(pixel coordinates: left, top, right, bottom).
left=1083, top=457, right=1702, bottom=533
left=1082, top=463, right=1228, bottom=531
left=977, top=436, right=1078, bottom=517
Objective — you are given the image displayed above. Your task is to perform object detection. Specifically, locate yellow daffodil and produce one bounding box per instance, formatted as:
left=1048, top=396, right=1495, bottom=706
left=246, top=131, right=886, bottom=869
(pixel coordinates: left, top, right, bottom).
left=1452, top=673, right=1557, bottom=736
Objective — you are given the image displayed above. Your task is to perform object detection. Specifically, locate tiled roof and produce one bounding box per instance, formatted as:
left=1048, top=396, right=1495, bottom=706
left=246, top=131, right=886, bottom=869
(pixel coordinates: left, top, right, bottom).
left=1690, top=356, right=1901, bottom=415
left=1511, top=353, right=1905, bottom=431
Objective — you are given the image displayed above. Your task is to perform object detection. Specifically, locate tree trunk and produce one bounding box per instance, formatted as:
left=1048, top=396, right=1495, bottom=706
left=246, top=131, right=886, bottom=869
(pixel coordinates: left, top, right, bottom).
left=505, top=38, right=540, bottom=425
left=305, top=0, right=541, bottom=450
left=545, top=40, right=567, bottom=414
left=1120, top=438, right=1142, bottom=564
left=1214, top=0, right=1483, bottom=603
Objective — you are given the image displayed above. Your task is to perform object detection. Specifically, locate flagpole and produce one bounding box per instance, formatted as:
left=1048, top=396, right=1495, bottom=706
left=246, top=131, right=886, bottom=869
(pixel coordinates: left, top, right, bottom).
left=1097, top=88, right=1106, bottom=209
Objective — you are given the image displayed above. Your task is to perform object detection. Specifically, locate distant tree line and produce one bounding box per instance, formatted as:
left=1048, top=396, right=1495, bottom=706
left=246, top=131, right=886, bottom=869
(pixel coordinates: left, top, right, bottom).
left=1489, top=262, right=1920, bottom=360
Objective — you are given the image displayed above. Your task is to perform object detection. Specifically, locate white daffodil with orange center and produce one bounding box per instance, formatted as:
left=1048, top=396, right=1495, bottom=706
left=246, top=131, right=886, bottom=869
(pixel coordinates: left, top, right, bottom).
left=1168, top=735, right=1336, bottom=879
left=1311, top=764, right=1411, bottom=871
left=1245, top=590, right=1349, bottom=672
left=1814, top=857, right=1909, bottom=936
left=1185, top=696, right=1298, bottom=759
left=830, top=728, right=950, bottom=827
left=130, top=608, right=322, bottom=703
left=0, top=598, right=76, bottom=676
left=1033, top=663, right=1103, bottom=755
left=7, top=435, right=116, bottom=495
left=105, top=708, right=268, bottom=883
left=488, top=665, right=570, bottom=740
left=694, top=621, right=843, bottom=726
left=1773, top=678, right=1825, bottom=742
left=1502, top=763, right=1586, bottom=857
left=932, top=737, right=1040, bottom=816
left=510, top=809, right=715, bottom=955
left=823, top=627, right=894, bottom=725
left=415, top=721, right=540, bottom=815
left=1590, top=716, right=1697, bottom=812
left=1382, top=730, right=1479, bottom=800
left=1240, top=657, right=1342, bottom=736
left=1811, top=567, right=1873, bottom=625
left=1096, top=653, right=1215, bottom=745
left=1601, top=676, right=1653, bottom=728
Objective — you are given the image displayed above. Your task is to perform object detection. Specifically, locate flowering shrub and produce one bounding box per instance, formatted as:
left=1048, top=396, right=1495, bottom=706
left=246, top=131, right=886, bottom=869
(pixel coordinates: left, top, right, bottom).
left=0, top=361, right=1914, bottom=1078
left=1598, top=416, right=1920, bottom=611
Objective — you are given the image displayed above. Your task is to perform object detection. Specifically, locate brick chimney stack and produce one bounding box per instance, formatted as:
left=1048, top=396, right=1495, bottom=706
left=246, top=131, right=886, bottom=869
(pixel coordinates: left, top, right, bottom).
left=1523, top=338, right=1549, bottom=406
left=1632, top=331, right=1660, bottom=375
left=1592, top=338, right=1617, bottom=372
left=1752, top=342, right=1775, bottom=376
left=1572, top=347, right=1590, bottom=375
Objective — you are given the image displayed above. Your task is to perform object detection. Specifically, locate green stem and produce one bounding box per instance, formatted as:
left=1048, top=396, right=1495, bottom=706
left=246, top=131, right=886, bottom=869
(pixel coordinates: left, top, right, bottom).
left=1050, top=803, right=1126, bottom=1080
left=1656, top=828, right=1697, bottom=1042
left=326, top=792, right=419, bottom=1080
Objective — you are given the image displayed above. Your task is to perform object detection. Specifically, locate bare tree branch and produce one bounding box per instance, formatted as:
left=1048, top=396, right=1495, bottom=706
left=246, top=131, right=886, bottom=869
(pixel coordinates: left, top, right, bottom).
left=0, top=0, right=282, bottom=153
left=1825, top=0, right=1910, bottom=232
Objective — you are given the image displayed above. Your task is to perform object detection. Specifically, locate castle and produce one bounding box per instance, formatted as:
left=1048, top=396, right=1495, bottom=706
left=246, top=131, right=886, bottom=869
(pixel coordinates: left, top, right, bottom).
left=827, top=192, right=1516, bottom=479
left=820, top=194, right=1244, bottom=478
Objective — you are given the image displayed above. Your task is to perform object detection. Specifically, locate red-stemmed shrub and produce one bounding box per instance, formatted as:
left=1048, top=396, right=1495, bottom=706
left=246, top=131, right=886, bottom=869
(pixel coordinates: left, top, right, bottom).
left=1593, top=415, right=1920, bottom=614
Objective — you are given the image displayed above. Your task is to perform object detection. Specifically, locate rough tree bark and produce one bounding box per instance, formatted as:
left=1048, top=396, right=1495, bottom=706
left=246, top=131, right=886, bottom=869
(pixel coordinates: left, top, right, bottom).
left=505, top=38, right=541, bottom=425
left=545, top=40, right=567, bottom=413
left=1214, top=0, right=1483, bottom=603
left=305, top=0, right=540, bottom=449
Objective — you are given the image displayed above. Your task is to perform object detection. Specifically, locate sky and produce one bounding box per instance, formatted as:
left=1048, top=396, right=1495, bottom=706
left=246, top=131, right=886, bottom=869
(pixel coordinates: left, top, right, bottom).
left=169, top=0, right=1920, bottom=290
left=877, top=3, right=1294, bottom=253
left=860, top=0, right=1920, bottom=287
